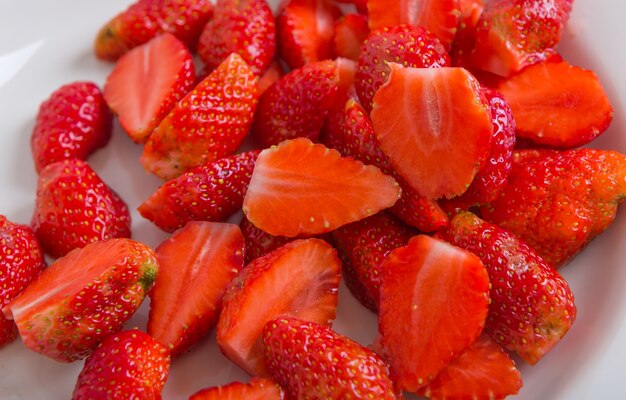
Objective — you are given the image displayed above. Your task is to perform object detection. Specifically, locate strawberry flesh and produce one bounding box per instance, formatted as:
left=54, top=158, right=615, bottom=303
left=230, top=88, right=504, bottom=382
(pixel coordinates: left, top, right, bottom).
left=332, top=14, right=369, bottom=61
left=190, top=378, right=285, bottom=400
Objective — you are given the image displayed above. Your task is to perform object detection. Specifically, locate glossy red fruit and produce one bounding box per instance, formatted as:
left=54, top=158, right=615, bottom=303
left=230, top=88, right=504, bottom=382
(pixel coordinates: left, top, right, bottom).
left=240, top=217, right=293, bottom=264
left=104, top=33, right=195, bottom=143
left=139, top=151, right=260, bottom=233
left=332, top=14, right=369, bottom=61
left=31, top=81, right=112, bottom=173
left=72, top=329, right=170, bottom=400
left=258, top=61, right=285, bottom=96
left=190, top=378, right=285, bottom=400
left=5, top=239, right=158, bottom=362
left=32, top=159, right=131, bottom=258
left=450, top=0, right=485, bottom=68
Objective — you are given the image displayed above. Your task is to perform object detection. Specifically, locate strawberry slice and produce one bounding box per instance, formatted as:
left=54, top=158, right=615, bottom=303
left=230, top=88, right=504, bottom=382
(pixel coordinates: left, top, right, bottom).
left=418, top=335, right=522, bottom=399
left=198, top=0, right=276, bottom=75
left=450, top=0, right=484, bottom=68
left=240, top=217, right=293, bottom=264
left=147, top=221, right=245, bottom=356
left=217, top=238, right=341, bottom=376
left=332, top=14, right=369, bottom=61
left=378, top=235, right=490, bottom=391
left=263, top=317, right=396, bottom=399
left=371, top=66, right=493, bottom=200
left=139, top=151, right=259, bottom=233
left=4, top=238, right=158, bottom=362
left=243, top=138, right=401, bottom=237
left=190, top=378, right=285, bottom=400
left=497, top=60, right=614, bottom=148
left=141, top=53, right=258, bottom=180
left=367, top=0, right=461, bottom=49
left=104, top=33, right=195, bottom=144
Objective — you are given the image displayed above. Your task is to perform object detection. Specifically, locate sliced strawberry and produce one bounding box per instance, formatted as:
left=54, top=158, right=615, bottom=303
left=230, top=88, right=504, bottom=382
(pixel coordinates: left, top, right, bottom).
left=276, top=0, right=341, bottom=69
left=334, top=0, right=368, bottom=14
left=371, top=66, right=493, bottom=200
left=4, top=239, right=158, bottom=362
left=217, top=238, right=341, bottom=376
left=148, top=222, right=245, bottom=356
left=331, top=212, right=415, bottom=311
left=240, top=217, right=293, bottom=264
left=190, top=378, right=285, bottom=400
left=418, top=335, right=522, bottom=400
left=437, top=212, right=577, bottom=364
left=142, top=53, right=258, bottom=180
left=450, top=0, right=485, bottom=68
left=198, top=0, right=276, bottom=75
left=355, top=25, right=450, bottom=113
left=139, top=151, right=259, bottom=233
left=332, top=14, right=369, bottom=61
left=253, top=60, right=339, bottom=148
left=243, top=138, right=400, bottom=237
left=104, top=33, right=195, bottom=144
left=263, top=317, right=396, bottom=399
left=367, top=0, right=461, bottom=49
left=94, top=0, right=214, bottom=61
left=258, top=61, right=285, bottom=96
left=378, top=235, right=490, bottom=391
left=497, top=61, right=614, bottom=148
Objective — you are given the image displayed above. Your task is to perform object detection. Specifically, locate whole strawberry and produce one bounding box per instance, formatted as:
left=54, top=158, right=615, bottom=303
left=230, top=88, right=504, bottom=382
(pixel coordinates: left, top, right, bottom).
left=32, top=159, right=131, bottom=258
left=31, top=81, right=112, bottom=173
left=72, top=329, right=170, bottom=400
left=0, top=216, right=46, bottom=347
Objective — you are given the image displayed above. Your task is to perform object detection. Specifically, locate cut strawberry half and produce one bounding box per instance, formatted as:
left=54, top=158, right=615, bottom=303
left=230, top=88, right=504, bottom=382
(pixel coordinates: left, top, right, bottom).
left=147, top=221, right=245, bottom=356
left=216, top=238, right=341, bottom=376
left=243, top=138, right=401, bottom=237
left=332, top=14, right=369, bottom=61
left=371, top=66, right=493, bottom=200
left=190, top=378, right=285, bottom=400
left=104, top=33, right=195, bottom=144
left=378, top=235, right=490, bottom=391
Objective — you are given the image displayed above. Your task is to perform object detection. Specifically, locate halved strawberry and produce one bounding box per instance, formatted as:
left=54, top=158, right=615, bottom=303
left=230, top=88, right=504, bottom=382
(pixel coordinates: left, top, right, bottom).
left=263, top=317, right=396, bottom=399
left=148, top=221, right=244, bottom=356
left=141, top=53, right=258, bottom=180
left=217, top=238, right=341, bottom=376
left=258, top=61, right=285, bottom=96
left=378, top=235, right=490, bottom=391
left=4, top=239, right=158, bottom=362
left=450, top=0, right=485, bottom=68
left=243, top=138, right=401, bottom=237
left=198, top=0, right=276, bottom=75
left=139, top=151, right=259, bottom=233
left=104, top=33, right=195, bottom=143
left=371, top=66, right=493, bottom=200
left=367, top=0, right=460, bottom=49
left=332, top=14, right=369, bottom=61
left=240, top=217, right=293, bottom=264
left=497, top=60, right=614, bottom=148
left=190, top=378, right=285, bottom=400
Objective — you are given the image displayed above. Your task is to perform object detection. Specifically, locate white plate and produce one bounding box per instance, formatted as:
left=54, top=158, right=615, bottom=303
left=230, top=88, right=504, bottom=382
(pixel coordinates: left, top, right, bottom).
left=0, top=0, right=625, bottom=399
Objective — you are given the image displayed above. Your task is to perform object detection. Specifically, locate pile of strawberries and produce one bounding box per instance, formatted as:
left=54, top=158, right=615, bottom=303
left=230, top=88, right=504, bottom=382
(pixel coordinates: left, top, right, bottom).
left=1, top=0, right=623, bottom=399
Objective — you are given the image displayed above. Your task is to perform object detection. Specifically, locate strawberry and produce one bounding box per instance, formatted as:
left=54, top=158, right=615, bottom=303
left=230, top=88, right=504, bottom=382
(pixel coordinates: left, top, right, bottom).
left=240, top=217, right=293, bottom=263
left=243, top=138, right=401, bottom=237
left=371, top=66, right=493, bottom=200
left=253, top=60, right=339, bottom=148
left=355, top=25, right=450, bottom=113
left=481, top=149, right=626, bottom=267
left=31, top=81, right=112, bottom=173
left=4, top=238, right=158, bottom=362
left=72, top=329, right=170, bottom=400
left=104, top=33, right=195, bottom=144
left=335, top=0, right=368, bottom=14
left=258, top=61, right=285, bottom=96
left=450, top=0, right=484, bottom=68
left=263, top=317, right=396, bottom=399
left=437, top=211, right=577, bottom=364
left=94, top=0, right=214, bottom=61
left=497, top=60, right=614, bottom=148
left=217, top=238, right=340, bottom=376
left=367, top=0, right=461, bottom=50
left=148, top=221, right=245, bottom=356
left=331, top=212, right=414, bottom=311
left=198, top=0, right=276, bottom=76
left=32, top=159, right=131, bottom=258
left=417, top=334, right=522, bottom=400
left=378, top=235, right=490, bottom=391
left=276, top=0, right=341, bottom=70
left=190, top=378, right=285, bottom=400
left=141, top=53, right=258, bottom=180
left=0, top=216, right=46, bottom=347
left=139, top=150, right=260, bottom=233
left=332, top=14, right=369, bottom=61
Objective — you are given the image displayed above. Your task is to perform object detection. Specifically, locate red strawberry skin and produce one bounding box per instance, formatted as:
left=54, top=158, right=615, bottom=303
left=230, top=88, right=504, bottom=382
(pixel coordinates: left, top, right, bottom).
left=240, top=217, right=293, bottom=264
left=332, top=14, right=369, bottom=61
left=31, top=82, right=112, bottom=173
left=0, top=216, right=46, bottom=347
left=72, top=329, right=170, bottom=400
left=263, top=317, right=397, bottom=400
left=94, top=0, right=214, bottom=61
left=198, top=0, right=276, bottom=75
left=32, top=159, right=131, bottom=258
left=190, top=378, right=285, bottom=400
left=139, top=150, right=260, bottom=233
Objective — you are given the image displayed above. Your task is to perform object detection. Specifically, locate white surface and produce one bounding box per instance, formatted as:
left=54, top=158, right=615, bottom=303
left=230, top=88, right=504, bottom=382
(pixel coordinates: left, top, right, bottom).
left=0, top=0, right=625, bottom=399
